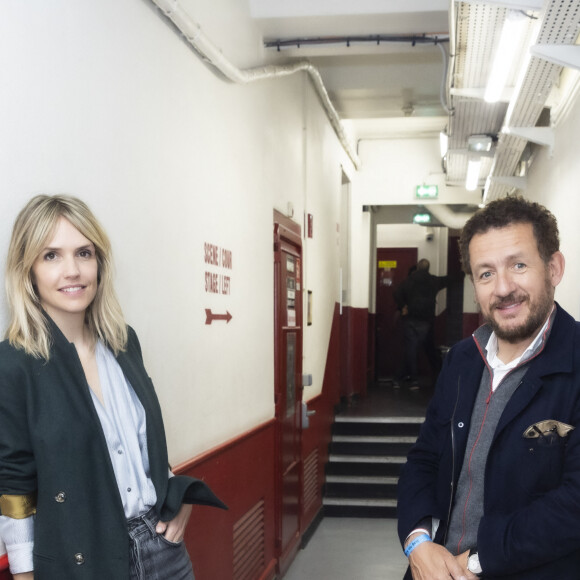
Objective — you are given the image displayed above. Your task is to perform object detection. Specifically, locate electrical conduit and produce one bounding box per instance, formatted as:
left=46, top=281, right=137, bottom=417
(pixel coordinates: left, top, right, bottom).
left=151, top=0, right=361, bottom=170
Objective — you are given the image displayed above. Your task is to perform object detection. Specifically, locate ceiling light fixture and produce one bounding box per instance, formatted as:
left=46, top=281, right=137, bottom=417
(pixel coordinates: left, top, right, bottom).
left=484, top=10, right=528, bottom=103
left=468, top=134, right=493, bottom=153
left=466, top=159, right=482, bottom=191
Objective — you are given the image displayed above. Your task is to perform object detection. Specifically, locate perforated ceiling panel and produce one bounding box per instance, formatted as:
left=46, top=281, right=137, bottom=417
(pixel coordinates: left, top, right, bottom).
left=455, top=4, right=507, bottom=89
left=446, top=3, right=528, bottom=189
left=486, top=0, right=580, bottom=200
left=446, top=0, right=580, bottom=200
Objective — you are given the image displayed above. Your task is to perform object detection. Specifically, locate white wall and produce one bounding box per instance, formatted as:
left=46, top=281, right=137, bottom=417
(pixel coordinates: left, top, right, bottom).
left=0, top=0, right=348, bottom=463
left=523, top=103, right=580, bottom=320
left=355, top=138, right=483, bottom=207
left=349, top=202, right=372, bottom=309
left=301, top=86, right=349, bottom=401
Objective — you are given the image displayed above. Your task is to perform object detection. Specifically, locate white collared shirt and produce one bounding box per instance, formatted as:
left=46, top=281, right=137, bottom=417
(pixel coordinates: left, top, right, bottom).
left=485, top=312, right=552, bottom=391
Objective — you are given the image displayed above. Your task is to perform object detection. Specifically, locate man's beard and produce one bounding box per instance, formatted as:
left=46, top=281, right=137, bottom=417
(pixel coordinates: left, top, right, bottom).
left=485, top=276, right=554, bottom=344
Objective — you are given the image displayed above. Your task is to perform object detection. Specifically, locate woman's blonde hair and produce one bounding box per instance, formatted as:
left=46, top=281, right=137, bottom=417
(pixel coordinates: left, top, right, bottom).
left=5, top=194, right=128, bottom=359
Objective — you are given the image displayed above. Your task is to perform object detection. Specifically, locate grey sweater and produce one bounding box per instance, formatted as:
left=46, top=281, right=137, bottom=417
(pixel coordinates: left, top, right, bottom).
left=444, top=317, right=553, bottom=555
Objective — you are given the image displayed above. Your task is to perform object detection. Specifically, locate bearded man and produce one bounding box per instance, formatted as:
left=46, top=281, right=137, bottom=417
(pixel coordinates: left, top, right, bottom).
left=397, top=196, right=580, bottom=579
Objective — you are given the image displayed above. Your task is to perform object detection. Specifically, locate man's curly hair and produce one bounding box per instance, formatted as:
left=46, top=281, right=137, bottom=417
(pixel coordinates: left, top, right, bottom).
left=459, top=195, right=560, bottom=276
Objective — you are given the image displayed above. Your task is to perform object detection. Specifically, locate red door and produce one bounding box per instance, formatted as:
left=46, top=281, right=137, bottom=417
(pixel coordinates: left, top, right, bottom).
left=273, top=211, right=303, bottom=576
left=375, top=247, right=417, bottom=380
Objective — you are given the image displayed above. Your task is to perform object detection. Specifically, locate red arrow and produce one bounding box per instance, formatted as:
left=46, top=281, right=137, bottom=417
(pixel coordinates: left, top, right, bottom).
left=205, top=309, right=232, bottom=325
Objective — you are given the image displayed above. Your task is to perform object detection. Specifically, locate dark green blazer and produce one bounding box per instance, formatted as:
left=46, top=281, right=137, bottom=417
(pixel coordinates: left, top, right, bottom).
left=0, top=317, right=225, bottom=578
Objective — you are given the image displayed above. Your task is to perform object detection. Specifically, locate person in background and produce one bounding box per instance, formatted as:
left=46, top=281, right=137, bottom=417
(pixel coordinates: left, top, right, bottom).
left=397, top=196, right=580, bottom=579
left=394, top=258, right=448, bottom=390
left=0, top=195, right=226, bottom=579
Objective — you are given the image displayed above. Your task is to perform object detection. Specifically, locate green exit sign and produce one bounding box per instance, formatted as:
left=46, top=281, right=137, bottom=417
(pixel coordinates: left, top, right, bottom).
left=413, top=212, right=431, bottom=224
left=416, top=184, right=438, bottom=199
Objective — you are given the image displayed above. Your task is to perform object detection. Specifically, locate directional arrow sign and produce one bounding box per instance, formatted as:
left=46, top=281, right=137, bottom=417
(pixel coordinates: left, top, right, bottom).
left=205, top=309, right=232, bottom=325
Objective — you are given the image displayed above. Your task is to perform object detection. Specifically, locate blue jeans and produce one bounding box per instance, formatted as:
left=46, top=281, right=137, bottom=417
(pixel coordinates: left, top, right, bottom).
left=127, top=508, right=195, bottom=580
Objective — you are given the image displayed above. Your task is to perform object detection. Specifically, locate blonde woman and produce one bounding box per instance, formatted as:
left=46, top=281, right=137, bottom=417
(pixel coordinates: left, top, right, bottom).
left=0, top=195, right=225, bottom=579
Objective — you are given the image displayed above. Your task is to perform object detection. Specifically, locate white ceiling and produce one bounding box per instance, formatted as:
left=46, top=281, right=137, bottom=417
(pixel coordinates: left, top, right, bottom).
left=247, top=0, right=580, bottom=202
left=251, top=0, right=450, bottom=130
left=248, top=0, right=449, bottom=18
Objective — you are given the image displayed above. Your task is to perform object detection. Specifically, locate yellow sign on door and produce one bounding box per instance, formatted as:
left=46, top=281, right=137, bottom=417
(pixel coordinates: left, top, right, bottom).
left=378, top=260, right=397, bottom=269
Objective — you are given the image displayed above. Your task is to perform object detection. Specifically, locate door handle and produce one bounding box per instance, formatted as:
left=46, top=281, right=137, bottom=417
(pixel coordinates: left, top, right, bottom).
left=301, top=402, right=315, bottom=429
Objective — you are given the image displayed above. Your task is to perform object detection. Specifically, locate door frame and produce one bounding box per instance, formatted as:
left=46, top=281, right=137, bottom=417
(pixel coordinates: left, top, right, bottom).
left=273, top=210, right=303, bottom=576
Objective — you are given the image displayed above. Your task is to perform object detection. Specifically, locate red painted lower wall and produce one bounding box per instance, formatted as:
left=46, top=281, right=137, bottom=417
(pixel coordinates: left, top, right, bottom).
left=367, top=312, right=376, bottom=384
left=174, top=421, right=277, bottom=580
left=301, top=302, right=343, bottom=532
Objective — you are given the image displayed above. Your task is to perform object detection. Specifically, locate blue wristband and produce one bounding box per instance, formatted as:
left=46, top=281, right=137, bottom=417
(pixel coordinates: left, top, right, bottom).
left=404, top=533, right=432, bottom=557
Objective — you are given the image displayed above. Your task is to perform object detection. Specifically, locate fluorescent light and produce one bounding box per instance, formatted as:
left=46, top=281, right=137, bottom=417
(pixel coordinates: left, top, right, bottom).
left=439, top=131, right=448, bottom=157
left=484, top=11, right=528, bottom=103
left=466, top=159, right=482, bottom=191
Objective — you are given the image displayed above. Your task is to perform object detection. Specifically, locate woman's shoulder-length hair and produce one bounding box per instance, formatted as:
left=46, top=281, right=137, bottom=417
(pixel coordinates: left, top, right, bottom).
left=5, top=194, right=128, bottom=360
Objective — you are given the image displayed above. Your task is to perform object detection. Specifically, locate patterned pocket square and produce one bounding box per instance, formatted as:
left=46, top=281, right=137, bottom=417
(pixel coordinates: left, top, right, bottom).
left=523, top=420, right=575, bottom=439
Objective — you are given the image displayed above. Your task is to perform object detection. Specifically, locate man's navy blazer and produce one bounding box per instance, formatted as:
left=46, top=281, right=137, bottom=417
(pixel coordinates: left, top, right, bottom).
left=398, top=303, right=580, bottom=579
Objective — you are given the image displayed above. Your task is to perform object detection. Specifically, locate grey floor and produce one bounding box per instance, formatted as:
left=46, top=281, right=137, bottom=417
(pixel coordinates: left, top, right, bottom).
left=340, top=379, right=434, bottom=420
left=283, top=517, right=408, bottom=580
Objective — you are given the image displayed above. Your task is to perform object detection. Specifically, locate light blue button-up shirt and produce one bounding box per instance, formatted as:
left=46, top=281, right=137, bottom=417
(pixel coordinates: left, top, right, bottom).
left=91, top=340, right=158, bottom=518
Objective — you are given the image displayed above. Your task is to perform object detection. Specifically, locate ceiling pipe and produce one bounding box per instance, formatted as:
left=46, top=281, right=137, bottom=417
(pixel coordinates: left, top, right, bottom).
left=460, top=0, right=542, bottom=9
left=437, top=43, right=452, bottom=115
left=445, top=0, right=458, bottom=118
left=265, top=34, right=448, bottom=50
left=150, top=0, right=361, bottom=170
left=267, top=32, right=452, bottom=118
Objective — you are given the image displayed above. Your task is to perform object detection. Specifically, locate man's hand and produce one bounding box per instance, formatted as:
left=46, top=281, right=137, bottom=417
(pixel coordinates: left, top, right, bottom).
left=155, top=503, right=193, bottom=543
left=406, top=533, right=468, bottom=580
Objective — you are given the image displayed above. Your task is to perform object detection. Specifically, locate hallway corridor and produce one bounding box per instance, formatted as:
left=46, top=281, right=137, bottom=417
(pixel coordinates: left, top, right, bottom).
left=285, top=381, right=431, bottom=579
